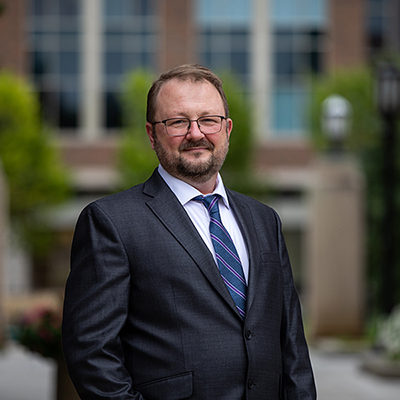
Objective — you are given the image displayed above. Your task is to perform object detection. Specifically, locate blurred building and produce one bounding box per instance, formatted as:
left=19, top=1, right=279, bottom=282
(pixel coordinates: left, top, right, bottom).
left=0, top=0, right=394, bottom=292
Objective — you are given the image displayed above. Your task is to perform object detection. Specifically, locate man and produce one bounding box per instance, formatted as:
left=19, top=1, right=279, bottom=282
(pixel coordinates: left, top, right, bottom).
left=62, top=64, right=316, bottom=400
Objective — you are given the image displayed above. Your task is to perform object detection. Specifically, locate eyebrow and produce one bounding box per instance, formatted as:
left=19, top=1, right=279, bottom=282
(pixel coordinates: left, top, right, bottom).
left=165, top=110, right=224, bottom=118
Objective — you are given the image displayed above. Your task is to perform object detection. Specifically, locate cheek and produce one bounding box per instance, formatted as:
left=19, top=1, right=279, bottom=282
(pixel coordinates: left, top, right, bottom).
left=171, top=137, right=187, bottom=150
left=213, top=134, right=228, bottom=149
left=158, top=136, right=182, bottom=153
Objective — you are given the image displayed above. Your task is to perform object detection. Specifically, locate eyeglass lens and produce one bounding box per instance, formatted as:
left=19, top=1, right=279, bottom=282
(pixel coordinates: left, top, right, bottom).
left=166, top=116, right=223, bottom=136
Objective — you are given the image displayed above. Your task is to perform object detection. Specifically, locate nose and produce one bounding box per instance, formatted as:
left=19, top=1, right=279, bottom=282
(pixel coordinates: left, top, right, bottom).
left=186, top=119, right=205, bottom=139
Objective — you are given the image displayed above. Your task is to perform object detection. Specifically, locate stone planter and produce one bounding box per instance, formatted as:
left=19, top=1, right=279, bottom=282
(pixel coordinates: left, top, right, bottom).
left=361, top=352, right=400, bottom=378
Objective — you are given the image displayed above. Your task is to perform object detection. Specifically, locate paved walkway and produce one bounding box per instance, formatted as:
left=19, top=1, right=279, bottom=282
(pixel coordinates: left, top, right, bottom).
left=311, top=349, right=400, bottom=399
left=1, top=343, right=400, bottom=399
left=0, top=343, right=56, bottom=400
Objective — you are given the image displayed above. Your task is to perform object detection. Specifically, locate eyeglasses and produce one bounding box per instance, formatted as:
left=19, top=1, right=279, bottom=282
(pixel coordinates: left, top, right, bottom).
left=152, top=115, right=226, bottom=137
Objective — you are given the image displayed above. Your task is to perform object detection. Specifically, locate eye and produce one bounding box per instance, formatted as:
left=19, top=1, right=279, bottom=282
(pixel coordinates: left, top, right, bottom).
left=199, top=116, right=220, bottom=125
left=167, top=118, right=188, bottom=127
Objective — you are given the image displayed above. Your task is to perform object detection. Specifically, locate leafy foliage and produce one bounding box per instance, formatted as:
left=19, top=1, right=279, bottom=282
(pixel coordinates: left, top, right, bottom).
left=309, top=67, right=380, bottom=151
left=118, top=69, right=158, bottom=189
left=377, top=304, right=400, bottom=360
left=16, top=306, right=62, bottom=359
left=218, top=72, right=256, bottom=193
left=0, top=71, right=71, bottom=255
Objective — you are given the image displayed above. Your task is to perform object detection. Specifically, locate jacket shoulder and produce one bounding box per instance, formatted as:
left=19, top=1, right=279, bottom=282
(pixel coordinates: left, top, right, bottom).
left=226, top=188, right=277, bottom=216
left=83, top=169, right=165, bottom=216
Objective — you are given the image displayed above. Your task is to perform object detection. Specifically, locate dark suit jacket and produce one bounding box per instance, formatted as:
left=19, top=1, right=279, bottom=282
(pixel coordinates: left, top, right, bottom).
left=62, top=169, right=316, bottom=400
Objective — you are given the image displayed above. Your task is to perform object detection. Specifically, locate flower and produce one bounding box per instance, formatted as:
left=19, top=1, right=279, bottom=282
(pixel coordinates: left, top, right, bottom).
left=16, top=305, right=62, bottom=359
left=378, top=305, right=400, bottom=361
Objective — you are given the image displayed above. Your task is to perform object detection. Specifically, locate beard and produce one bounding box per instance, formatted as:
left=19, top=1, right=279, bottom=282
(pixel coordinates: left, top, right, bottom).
left=153, top=133, right=229, bottom=184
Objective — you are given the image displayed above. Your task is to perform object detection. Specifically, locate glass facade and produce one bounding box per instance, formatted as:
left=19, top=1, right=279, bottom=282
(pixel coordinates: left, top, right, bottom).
left=27, top=0, right=382, bottom=139
left=197, top=0, right=251, bottom=84
left=269, top=0, right=326, bottom=137
left=272, top=28, right=325, bottom=136
left=368, top=0, right=388, bottom=56
left=197, top=0, right=327, bottom=138
left=102, top=0, right=157, bottom=129
left=28, top=0, right=82, bottom=130
left=28, top=0, right=157, bottom=132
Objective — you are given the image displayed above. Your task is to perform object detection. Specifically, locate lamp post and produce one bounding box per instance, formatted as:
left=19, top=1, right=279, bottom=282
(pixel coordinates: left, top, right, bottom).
left=376, top=63, right=400, bottom=314
left=321, top=94, right=352, bottom=154
left=309, top=94, right=365, bottom=337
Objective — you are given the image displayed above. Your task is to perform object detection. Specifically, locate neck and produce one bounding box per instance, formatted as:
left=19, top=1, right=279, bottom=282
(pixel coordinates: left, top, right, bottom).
left=180, top=175, right=218, bottom=195
left=158, top=164, right=220, bottom=194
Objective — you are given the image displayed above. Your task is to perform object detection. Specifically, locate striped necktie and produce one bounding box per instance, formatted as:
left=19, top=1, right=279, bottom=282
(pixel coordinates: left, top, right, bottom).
left=193, top=194, right=247, bottom=319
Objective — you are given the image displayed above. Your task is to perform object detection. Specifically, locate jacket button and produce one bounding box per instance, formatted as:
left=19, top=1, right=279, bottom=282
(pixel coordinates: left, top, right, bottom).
left=245, top=330, right=252, bottom=339
left=248, top=379, right=255, bottom=389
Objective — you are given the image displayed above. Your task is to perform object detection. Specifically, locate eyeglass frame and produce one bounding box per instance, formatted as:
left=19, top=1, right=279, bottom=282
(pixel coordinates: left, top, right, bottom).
left=151, top=115, right=227, bottom=137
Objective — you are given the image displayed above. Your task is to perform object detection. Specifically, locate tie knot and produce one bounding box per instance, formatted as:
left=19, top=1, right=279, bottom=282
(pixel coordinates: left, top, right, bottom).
left=193, top=194, right=220, bottom=214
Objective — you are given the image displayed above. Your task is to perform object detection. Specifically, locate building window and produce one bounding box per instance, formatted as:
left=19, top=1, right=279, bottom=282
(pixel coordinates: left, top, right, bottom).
left=197, top=0, right=252, bottom=85
left=367, top=0, right=388, bottom=57
left=28, top=0, right=157, bottom=135
left=197, top=0, right=326, bottom=139
left=28, top=0, right=82, bottom=131
left=102, top=0, right=157, bottom=129
left=272, top=28, right=324, bottom=136
left=271, top=0, right=327, bottom=138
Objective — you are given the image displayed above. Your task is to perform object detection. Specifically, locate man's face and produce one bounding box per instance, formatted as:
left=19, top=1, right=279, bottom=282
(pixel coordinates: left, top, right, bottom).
left=146, top=79, right=233, bottom=184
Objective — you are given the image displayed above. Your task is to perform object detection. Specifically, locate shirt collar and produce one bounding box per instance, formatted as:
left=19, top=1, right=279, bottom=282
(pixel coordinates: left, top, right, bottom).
left=158, top=164, right=230, bottom=209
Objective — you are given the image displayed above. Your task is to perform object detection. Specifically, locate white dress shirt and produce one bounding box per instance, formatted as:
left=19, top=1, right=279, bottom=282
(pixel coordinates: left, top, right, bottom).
left=158, top=165, right=249, bottom=282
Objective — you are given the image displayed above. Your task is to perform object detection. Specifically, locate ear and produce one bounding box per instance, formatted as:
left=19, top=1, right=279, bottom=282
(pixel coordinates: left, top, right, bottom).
left=146, top=122, right=156, bottom=150
left=226, top=118, right=233, bottom=139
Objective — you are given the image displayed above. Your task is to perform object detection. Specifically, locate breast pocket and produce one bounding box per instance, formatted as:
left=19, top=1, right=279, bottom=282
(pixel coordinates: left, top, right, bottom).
left=133, top=372, right=193, bottom=400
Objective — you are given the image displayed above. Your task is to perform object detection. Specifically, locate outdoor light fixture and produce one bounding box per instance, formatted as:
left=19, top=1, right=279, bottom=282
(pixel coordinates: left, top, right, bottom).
left=321, top=94, right=352, bottom=151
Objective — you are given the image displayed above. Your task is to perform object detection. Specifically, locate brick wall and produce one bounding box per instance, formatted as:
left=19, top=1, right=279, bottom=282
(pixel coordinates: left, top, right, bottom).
left=325, top=0, right=367, bottom=72
left=158, top=0, right=197, bottom=71
left=0, top=0, right=28, bottom=75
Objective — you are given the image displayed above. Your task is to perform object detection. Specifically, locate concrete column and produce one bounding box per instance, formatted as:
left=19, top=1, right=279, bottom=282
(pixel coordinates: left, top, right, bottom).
left=251, top=0, right=272, bottom=141
left=0, top=161, right=8, bottom=346
left=307, top=157, right=365, bottom=338
left=82, top=0, right=103, bottom=139
left=158, top=0, right=197, bottom=72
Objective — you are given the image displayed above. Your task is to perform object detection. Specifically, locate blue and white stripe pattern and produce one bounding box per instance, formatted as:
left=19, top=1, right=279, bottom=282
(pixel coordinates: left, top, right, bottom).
left=194, top=194, right=247, bottom=319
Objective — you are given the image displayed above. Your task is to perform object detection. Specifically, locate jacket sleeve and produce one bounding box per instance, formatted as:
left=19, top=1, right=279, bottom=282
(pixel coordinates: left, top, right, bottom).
left=274, top=210, right=317, bottom=399
left=62, top=203, right=145, bottom=400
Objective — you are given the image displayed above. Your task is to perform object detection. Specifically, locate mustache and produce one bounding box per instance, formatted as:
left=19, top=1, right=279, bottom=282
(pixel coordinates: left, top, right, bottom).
left=179, top=139, right=214, bottom=151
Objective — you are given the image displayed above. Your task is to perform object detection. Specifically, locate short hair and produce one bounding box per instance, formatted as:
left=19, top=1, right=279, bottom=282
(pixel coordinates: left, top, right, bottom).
left=146, top=64, right=229, bottom=123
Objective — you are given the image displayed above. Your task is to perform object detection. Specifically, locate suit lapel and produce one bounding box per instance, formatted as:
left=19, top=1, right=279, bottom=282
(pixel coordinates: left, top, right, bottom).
left=227, top=190, right=262, bottom=315
left=143, top=170, right=238, bottom=313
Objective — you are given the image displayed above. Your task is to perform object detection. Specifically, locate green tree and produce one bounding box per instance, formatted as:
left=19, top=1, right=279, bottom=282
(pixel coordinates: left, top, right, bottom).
left=218, top=73, right=254, bottom=191
left=0, top=71, right=71, bottom=255
left=310, top=67, right=380, bottom=151
left=118, top=69, right=158, bottom=189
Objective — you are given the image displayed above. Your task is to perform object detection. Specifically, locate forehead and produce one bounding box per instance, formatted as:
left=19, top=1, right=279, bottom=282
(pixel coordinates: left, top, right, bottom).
left=155, top=78, right=224, bottom=114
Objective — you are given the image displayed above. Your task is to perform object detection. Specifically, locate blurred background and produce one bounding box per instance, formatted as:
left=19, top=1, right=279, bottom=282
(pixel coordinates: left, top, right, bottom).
left=1, top=0, right=400, bottom=399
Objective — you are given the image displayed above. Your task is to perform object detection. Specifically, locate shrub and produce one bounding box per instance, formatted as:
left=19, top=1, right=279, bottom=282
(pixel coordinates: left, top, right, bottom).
left=0, top=71, right=71, bottom=255
left=377, top=305, right=400, bottom=361
left=16, top=306, right=62, bottom=360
